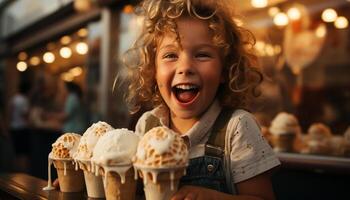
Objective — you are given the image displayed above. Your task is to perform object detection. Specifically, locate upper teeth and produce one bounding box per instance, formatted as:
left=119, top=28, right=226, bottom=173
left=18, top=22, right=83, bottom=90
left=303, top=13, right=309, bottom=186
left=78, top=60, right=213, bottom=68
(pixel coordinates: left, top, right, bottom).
left=175, top=84, right=198, bottom=90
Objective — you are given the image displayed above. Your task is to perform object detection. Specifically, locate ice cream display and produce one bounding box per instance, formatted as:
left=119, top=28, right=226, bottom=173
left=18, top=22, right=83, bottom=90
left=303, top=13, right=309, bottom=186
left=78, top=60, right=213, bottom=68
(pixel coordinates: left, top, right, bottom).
left=133, top=126, right=189, bottom=200
left=269, top=112, right=300, bottom=152
left=43, top=133, right=84, bottom=192
left=74, top=121, right=114, bottom=198
left=304, top=123, right=332, bottom=155
left=91, top=128, right=139, bottom=200
left=344, top=127, right=350, bottom=157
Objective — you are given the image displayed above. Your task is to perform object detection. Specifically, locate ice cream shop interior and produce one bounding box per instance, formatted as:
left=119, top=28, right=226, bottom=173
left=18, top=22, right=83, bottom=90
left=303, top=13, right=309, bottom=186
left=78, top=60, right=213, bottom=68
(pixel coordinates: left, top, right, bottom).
left=0, top=0, right=349, bottom=199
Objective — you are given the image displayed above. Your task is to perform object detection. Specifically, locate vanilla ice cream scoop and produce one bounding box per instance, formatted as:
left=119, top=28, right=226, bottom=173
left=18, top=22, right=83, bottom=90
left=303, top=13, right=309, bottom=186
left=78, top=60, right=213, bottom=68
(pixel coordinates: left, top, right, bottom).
left=74, top=121, right=114, bottom=160
left=308, top=123, right=332, bottom=140
left=51, top=133, right=81, bottom=159
left=269, top=112, right=300, bottom=135
left=92, top=128, right=139, bottom=166
left=134, top=126, right=188, bottom=168
left=344, top=127, right=350, bottom=143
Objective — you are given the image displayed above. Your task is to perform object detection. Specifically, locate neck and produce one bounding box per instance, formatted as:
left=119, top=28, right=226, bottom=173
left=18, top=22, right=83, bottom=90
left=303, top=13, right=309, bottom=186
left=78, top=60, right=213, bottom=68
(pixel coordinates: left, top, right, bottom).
left=169, top=113, right=198, bottom=135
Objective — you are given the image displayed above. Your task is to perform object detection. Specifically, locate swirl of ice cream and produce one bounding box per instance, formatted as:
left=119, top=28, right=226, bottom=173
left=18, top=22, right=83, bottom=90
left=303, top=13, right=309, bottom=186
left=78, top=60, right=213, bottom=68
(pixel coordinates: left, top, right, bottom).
left=308, top=123, right=332, bottom=141
left=269, top=112, right=300, bottom=135
left=50, top=133, right=81, bottom=159
left=92, top=128, right=139, bottom=166
left=74, top=121, right=114, bottom=160
left=133, top=126, right=188, bottom=168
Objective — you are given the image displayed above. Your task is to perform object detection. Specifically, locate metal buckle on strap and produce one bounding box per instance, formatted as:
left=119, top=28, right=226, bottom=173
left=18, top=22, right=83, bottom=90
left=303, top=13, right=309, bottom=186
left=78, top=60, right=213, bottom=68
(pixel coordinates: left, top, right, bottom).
left=205, top=144, right=225, bottom=157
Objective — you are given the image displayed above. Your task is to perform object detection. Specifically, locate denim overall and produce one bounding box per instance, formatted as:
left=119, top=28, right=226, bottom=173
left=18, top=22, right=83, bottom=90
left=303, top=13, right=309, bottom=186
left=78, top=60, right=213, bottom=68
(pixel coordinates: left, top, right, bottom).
left=144, top=109, right=236, bottom=195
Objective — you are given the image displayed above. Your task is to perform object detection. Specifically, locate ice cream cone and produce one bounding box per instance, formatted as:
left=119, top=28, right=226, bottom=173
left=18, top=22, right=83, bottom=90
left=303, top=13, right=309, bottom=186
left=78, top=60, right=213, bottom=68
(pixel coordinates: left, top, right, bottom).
left=53, top=159, right=85, bottom=192
left=137, top=167, right=186, bottom=200
left=100, top=168, right=137, bottom=200
left=75, top=159, right=105, bottom=198
left=270, top=134, right=295, bottom=152
left=83, top=170, right=105, bottom=198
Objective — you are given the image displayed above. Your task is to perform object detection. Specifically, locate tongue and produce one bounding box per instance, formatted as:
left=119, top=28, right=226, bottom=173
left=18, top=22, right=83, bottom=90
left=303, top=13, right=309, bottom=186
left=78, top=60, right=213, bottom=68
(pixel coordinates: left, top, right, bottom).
left=176, top=91, right=197, bottom=103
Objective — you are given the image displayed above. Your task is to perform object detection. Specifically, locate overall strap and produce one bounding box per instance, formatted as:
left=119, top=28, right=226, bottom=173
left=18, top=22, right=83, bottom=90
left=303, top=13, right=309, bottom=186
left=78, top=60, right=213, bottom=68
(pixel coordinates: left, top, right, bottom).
left=205, top=108, right=245, bottom=195
left=205, top=108, right=235, bottom=157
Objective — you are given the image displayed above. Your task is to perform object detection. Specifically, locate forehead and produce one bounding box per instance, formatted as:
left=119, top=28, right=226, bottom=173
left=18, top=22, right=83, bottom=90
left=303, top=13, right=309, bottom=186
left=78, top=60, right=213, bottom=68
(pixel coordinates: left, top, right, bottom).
left=157, top=17, right=214, bottom=48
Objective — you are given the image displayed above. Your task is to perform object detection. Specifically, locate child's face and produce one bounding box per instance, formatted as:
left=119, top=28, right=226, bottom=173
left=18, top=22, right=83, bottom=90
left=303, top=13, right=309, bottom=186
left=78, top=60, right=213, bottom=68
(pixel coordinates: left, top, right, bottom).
left=155, top=17, right=223, bottom=120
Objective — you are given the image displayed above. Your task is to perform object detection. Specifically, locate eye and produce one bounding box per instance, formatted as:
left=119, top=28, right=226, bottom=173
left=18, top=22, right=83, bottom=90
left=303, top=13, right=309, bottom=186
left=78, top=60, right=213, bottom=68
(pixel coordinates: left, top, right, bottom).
left=195, top=52, right=212, bottom=60
left=162, top=53, right=178, bottom=60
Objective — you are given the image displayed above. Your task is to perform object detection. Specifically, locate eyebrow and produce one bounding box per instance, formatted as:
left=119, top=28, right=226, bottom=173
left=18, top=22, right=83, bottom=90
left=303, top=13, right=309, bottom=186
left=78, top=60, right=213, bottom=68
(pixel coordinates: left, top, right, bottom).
left=158, top=43, right=217, bottom=51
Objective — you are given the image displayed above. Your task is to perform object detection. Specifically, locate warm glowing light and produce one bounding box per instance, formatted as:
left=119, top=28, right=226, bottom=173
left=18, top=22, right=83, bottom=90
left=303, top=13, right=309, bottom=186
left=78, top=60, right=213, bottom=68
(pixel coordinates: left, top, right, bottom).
left=17, top=61, right=27, bottom=72
left=268, top=7, right=280, bottom=17
left=274, top=12, right=289, bottom=26
left=69, top=66, right=83, bottom=76
left=29, top=56, right=40, bottom=66
left=60, top=47, right=72, bottom=58
left=287, top=7, right=301, bottom=20
left=322, top=8, right=338, bottom=22
left=334, top=16, right=348, bottom=29
left=77, top=28, right=88, bottom=37
left=76, top=42, right=88, bottom=55
left=315, top=25, right=327, bottom=38
left=74, top=0, right=92, bottom=12
left=255, top=41, right=265, bottom=51
left=60, top=36, right=72, bottom=45
left=123, top=5, right=134, bottom=13
left=265, top=44, right=274, bottom=56
left=251, top=0, right=268, bottom=8
left=274, top=45, right=281, bottom=54
left=18, top=52, right=28, bottom=60
left=43, top=52, right=55, bottom=63
left=61, top=72, right=74, bottom=82
left=234, top=18, right=244, bottom=27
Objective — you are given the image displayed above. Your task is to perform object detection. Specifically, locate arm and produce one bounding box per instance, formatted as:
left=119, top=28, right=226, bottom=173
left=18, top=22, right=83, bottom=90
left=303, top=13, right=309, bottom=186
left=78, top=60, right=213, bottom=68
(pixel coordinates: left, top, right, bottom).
left=171, top=169, right=276, bottom=200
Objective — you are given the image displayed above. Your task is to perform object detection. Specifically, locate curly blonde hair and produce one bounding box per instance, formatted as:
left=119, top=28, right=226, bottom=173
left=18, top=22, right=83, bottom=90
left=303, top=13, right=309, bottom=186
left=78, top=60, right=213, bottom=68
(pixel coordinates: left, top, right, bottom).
left=124, top=0, right=263, bottom=113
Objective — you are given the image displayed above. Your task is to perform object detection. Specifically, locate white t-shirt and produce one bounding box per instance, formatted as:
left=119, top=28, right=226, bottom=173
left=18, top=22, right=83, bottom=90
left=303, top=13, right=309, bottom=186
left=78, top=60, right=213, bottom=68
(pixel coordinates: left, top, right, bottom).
left=135, top=100, right=280, bottom=183
left=10, top=94, right=29, bottom=129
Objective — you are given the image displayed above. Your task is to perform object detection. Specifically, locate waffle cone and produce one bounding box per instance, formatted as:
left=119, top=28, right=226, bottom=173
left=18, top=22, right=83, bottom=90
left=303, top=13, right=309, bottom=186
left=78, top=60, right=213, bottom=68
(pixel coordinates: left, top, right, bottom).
left=102, top=168, right=137, bottom=200
left=140, top=168, right=185, bottom=200
left=83, top=170, right=105, bottom=198
left=53, top=160, right=84, bottom=192
left=270, top=134, right=295, bottom=152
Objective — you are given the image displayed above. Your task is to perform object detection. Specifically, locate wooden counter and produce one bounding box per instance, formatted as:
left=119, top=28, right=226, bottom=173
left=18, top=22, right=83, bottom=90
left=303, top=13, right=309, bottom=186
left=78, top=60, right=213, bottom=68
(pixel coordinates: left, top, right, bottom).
left=277, top=152, right=350, bottom=174
left=0, top=173, right=86, bottom=200
left=1, top=153, right=349, bottom=200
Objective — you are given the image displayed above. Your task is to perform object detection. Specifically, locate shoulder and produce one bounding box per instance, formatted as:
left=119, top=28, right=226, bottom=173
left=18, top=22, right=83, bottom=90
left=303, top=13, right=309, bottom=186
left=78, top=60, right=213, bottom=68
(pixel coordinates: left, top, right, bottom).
left=227, top=109, right=260, bottom=131
left=135, top=109, right=158, bottom=137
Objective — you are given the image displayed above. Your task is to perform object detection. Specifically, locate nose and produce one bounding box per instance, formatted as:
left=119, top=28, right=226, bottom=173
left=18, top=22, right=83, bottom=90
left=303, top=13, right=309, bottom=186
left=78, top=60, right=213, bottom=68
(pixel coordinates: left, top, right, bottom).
left=177, top=55, right=195, bottom=75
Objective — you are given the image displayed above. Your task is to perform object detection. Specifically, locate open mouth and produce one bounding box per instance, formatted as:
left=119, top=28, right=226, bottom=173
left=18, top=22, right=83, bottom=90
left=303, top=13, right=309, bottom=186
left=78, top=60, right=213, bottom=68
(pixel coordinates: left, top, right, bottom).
left=172, top=84, right=200, bottom=103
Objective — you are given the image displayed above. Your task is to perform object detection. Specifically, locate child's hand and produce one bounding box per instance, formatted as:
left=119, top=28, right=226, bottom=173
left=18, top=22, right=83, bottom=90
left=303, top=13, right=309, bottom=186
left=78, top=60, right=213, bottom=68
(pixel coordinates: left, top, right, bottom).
left=171, top=185, right=214, bottom=200
left=53, top=178, right=60, bottom=189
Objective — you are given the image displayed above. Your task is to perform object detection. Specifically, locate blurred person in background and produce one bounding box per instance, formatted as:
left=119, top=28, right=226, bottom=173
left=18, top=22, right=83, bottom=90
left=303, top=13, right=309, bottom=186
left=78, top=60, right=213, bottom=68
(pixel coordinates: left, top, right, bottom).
left=50, top=81, right=89, bottom=134
left=9, top=80, right=31, bottom=172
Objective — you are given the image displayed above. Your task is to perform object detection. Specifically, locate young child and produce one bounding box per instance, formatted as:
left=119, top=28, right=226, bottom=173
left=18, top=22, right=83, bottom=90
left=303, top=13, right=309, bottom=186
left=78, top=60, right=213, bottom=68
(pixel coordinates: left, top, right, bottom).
left=124, top=0, right=281, bottom=199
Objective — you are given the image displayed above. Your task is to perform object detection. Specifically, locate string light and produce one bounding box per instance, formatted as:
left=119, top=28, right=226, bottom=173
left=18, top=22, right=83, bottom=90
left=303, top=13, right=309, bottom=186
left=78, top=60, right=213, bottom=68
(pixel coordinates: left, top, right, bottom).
left=321, top=8, right=338, bottom=22
left=287, top=7, right=301, bottom=20
left=18, top=52, right=28, bottom=60
left=76, top=42, right=88, bottom=55
left=59, top=47, right=72, bottom=58
left=43, top=52, right=55, bottom=63
left=251, top=0, right=268, bottom=8
left=268, top=7, right=280, bottom=17
left=16, top=61, right=27, bottom=72
left=334, top=16, right=348, bottom=29
left=29, top=56, right=40, bottom=66
left=274, top=12, right=289, bottom=26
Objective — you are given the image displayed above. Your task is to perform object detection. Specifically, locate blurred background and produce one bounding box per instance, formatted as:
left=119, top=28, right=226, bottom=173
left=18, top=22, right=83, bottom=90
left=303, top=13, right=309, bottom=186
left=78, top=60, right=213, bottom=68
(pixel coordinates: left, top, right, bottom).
left=0, top=0, right=349, bottom=199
